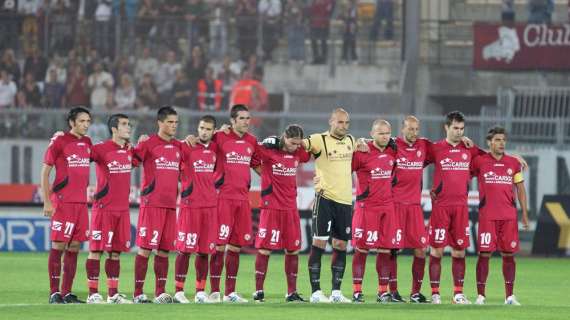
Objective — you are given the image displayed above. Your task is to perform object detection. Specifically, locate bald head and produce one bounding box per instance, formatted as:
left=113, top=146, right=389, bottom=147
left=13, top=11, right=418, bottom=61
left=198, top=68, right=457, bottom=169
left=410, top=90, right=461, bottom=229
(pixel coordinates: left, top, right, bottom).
left=370, top=118, right=392, bottom=148
left=402, top=115, right=420, bottom=144
left=329, top=108, right=350, bottom=138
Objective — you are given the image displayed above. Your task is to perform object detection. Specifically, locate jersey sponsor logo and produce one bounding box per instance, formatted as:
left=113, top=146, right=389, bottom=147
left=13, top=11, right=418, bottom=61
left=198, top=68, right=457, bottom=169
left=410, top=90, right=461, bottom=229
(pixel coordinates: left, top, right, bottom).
left=66, top=154, right=90, bottom=168
left=154, top=156, right=180, bottom=171
left=225, top=151, right=251, bottom=165
left=272, top=162, right=297, bottom=176
left=396, top=157, right=423, bottom=170
left=440, top=158, right=470, bottom=171
left=370, top=167, right=392, bottom=179
left=107, top=160, right=132, bottom=174
left=193, top=159, right=215, bottom=172
left=483, top=171, right=513, bottom=185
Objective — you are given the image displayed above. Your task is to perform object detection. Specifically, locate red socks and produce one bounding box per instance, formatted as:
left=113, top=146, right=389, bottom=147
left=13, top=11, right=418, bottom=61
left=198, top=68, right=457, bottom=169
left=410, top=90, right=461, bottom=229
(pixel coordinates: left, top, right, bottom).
left=411, top=256, right=426, bottom=294
left=255, top=253, right=270, bottom=291
left=174, top=253, right=190, bottom=292
left=352, top=250, right=367, bottom=293
left=61, top=251, right=78, bottom=296
left=86, top=258, right=100, bottom=295
left=105, top=258, right=120, bottom=297
left=285, top=254, right=298, bottom=294
left=429, top=255, right=441, bottom=294
left=48, top=249, right=64, bottom=294
left=476, top=255, right=490, bottom=296
left=452, top=256, right=466, bottom=294
left=209, top=250, right=224, bottom=293
left=134, top=254, right=149, bottom=297
left=224, top=250, right=240, bottom=295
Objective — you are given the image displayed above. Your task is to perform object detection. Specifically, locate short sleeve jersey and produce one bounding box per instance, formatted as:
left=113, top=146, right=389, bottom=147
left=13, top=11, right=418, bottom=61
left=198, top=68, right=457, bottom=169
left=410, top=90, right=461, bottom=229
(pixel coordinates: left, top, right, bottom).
left=305, top=132, right=355, bottom=205
left=258, top=145, right=311, bottom=210
left=427, top=140, right=485, bottom=206
left=180, top=141, right=218, bottom=208
left=352, top=142, right=397, bottom=208
left=91, top=139, right=133, bottom=211
left=471, top=153, right=523, bottom=220
left=213, top=130, right=260, bottom=200
left=133, top=134, right=182, bottom=209
left=393, top=137, right=431, bottom=205
left=43, top=132, right=92, bottom=204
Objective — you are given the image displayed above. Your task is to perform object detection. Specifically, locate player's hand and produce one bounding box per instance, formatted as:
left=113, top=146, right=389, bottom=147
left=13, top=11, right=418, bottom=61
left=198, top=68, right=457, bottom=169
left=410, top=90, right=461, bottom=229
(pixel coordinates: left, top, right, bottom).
left=356, top=138, right=370, bottom=152
left=137, top=134, right=149, bottom=144
left=512, top=154, right=529, bottom=171
left=313, top=175, right=321, bottom=186
left=43, top=200, right=54, bottom=218
left=185, top=135, right=198, bottom=147
left=430, top=191, right=437, bottom=202
left=461, top=136, right=474, bottom=148
left=216, top=123, right=231, bottom=134
left=387, top=137, right=398, bottom=152
left=262, top=136, right=280, bottom=149
left=521, top=213, right=529, bottom=231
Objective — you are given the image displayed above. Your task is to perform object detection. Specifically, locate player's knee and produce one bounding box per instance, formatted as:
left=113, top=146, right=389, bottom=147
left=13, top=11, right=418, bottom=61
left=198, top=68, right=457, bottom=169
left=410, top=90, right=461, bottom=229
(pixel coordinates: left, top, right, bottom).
left=500, top=252, right=514, bottom=257
left=312, top=238, right=327, bottom=249
left=429, top=247, right=443, bottom=258
left=157, top=249, right=169, bottom=257
left=451, top=249, right=466, bottom=258
left=67, top=241, right=81, bottom=251
left=51, top=241, right=66, bottom=251
left=355, top=247, right=368, bottom=254
left=227, top=244, right=241, bottom=252
left=378, top=248, right=391, bottom=254
left=285, top=250, right=299, bottom=255
left=258, top=249, right=271, bottom=255
left=331, top=239, right=347, bottom=251
left=88, top=251, right=102, bottom=260
left=109, top=252, right=121, bottom=260
left=414, top=249, right=426, bottom=258
left=138, top=248, right=151, bottom=257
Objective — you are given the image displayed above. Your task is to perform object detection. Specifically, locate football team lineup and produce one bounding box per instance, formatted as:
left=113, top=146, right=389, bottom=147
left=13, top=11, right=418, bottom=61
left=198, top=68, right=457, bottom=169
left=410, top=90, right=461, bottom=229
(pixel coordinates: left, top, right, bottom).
left=39, top=105, right=530, bottom=306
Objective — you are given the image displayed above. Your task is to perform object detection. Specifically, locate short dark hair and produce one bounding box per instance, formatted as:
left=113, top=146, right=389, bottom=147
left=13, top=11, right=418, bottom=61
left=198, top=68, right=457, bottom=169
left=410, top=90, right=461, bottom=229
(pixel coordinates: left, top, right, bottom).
left=445, top=111, right=466, bottom=126
left=199, top=115, right=217, bottom=127
left=157, top=106, right=177, bottom=121
left=486, top=126, right=507, bottom=141
left=230, top=104, right=249, bottom=119
left=107, top=113, right=129, bottom=136
left=284, top=124, right=304, bottom=139
left=67, top=107, right=91, bottom=128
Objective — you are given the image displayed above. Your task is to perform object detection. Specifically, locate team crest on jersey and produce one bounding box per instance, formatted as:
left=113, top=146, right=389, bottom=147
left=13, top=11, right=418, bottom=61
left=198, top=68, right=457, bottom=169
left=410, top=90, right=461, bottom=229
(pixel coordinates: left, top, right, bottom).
left=85, top=230, right=90, bottom=237
left=294, top=160, right=298, bottom=167
left=126, top=241, right=131, bottom=248
left=128, top=155, right=132, bottom=161
left=417, top=150, right=422, bottom=158
left=457, top=239, right=464, bottom=245
left=246, top=147, right=252, bottom=154
left=511, top=241, right=517, bottom=248
left=389, top=160, right=394, bottom=166
left=420, top=237, right=426, bottom=244
left=209, top=243, right=215, bottom=250
left=244, top=234, right=251, bottom=241
left=462, top=153, right=468, bottom=160
left=507, top=168, right=513, bottom=175
left=176, top=152, right=180, bottom=159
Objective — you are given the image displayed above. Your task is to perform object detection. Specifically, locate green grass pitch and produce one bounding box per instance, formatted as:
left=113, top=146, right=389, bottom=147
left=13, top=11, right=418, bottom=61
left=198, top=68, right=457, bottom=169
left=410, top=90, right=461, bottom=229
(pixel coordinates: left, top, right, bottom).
left=0, top=253, right=568, bottom=320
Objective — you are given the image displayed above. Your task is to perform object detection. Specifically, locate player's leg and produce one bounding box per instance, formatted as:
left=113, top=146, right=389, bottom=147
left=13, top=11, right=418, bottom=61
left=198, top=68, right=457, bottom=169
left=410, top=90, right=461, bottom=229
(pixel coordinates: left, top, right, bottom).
left=61, top=240, right=83, bottom=303
left=376, top=248, right=392, bottom=303
left=154, top=209, right=177, bottom=304
left=174, top=251, right=191, bottom=302
left=329, top=201, right=352, bottom=303
left=194, top=207, right=213, bottom=303
left=223, top=200, right=252, bottom=303
left=410, top=248, right=428, bottom=303
left=133, top=247, right=152, bottom=303
left=498, top=220, right=520, bottom=305
left=105, top=251, right=131, bottom=304
left=386, top=206, right=404, bottom=302
left=253, top=248, right=271, bottom=302
left=352, top=247, right=368, bottom=303
left=475, top=218, right=496, bottom=305
left=173, top=207, right=192, bottom=303
left=308, top=193, right=332, bottom=302
left=48, top=240, right=66, bottom=304
left=86, top=251, right=103, bottom=303
left=210, top=200, right=233, bottom=300
left=450, top=206, right=471, bottom=304
left=223, top=244, right=247, bottom=302
left=284, top=250, right=304, bottom=302
left=282, top=209, right=304, bottom=302
left=428, top=205, right=450, bottom=304
left=405, top=204, right=428, bottom=303
left=194, top=253, right=209, bottom=303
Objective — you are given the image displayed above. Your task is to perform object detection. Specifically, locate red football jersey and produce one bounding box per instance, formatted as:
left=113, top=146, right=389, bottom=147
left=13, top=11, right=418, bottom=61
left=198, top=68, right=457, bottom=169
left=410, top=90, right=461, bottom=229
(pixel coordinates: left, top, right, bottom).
left=91, top=139, right=133, bottom=211
left=471, top=153, right=523, bottom=221
left=213, top=131, right=260, bottom=200
left=352, top=142, right=397, bottom=208
left=43, top=132, right=92, bottom=204
left=258, top=145, right=311, bottom=210
left=180, top=141, right=218, bottom=208
left=427, top=140, right=485, bottom=206
left=393, top=137, right=431, bottom=205
left=133, top=134, right=182, bottom=209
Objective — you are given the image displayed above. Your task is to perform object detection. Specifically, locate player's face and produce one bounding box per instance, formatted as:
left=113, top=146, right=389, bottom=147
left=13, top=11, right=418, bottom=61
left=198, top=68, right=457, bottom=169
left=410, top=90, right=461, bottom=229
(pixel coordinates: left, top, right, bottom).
left=70, top=112, right=91, bottom=136
left=488, top=133, right=506, bottom=155
left=197, top=120, right=215, bottom=143
left=283, top=136, right=303, bottom=153
left=329, top=113, right=350, bottom=137
left=445, top=120, right=465, bottom=143
left=231, top=111, right=251, bottom=135
left=371, top=124, right=391, bottom=147
left=159, top=115, right=178, bottom=138
left=402, top=120, right=419, bottom=144
left=116, top=118, right=131, bottom=140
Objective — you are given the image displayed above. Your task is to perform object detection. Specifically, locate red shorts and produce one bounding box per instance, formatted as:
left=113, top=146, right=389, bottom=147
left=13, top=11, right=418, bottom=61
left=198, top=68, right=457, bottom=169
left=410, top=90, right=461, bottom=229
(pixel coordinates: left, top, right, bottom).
left=176, top=207, right=217, bottom=254
left=429, top=205, right=470, bottom=249
left=89, top=208, right=131, bottom=252
left=395, top=203, right=428, bottom=249
left=136, top=207, right=176, bottom=251
left=477, top=219, right=519, bottom=253
left=352, top=205, right=402, bottom=250
left=50, top=202, right=89, bottom=243
left=216, top=199, right=253, bottom=247
left=255, top=208, right=301, bottom=252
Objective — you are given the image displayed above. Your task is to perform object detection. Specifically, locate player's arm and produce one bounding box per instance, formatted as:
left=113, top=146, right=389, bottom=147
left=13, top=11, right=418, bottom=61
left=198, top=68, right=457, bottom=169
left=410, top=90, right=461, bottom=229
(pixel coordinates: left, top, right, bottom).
left=40, top=164, right=54, bottom=217
left=303, top=134, right=321, bottom=155
left=253, top=166, right=262, bottom=176
left=514, top=170, right=529, bottom=230
left=511, top=153, right=529, bottom=171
